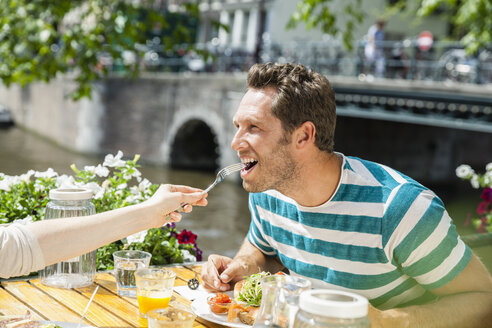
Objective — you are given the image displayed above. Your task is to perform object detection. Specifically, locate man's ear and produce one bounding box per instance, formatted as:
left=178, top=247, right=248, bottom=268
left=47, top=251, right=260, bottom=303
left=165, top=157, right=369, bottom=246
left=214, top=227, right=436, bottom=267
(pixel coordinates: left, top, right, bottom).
left=294, top=121, right=316, bottom=149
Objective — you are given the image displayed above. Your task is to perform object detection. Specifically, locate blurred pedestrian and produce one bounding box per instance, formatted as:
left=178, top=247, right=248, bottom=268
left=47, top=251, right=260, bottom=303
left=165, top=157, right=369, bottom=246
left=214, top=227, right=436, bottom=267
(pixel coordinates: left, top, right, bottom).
left=365, top=18, right=386, bottom=77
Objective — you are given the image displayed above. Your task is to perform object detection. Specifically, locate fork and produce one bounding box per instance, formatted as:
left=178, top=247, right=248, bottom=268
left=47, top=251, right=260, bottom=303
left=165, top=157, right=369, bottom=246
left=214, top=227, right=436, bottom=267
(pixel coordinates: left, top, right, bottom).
left=166, top=162, right=245, bottom=220
left=202, top=162, right=246, bottom=194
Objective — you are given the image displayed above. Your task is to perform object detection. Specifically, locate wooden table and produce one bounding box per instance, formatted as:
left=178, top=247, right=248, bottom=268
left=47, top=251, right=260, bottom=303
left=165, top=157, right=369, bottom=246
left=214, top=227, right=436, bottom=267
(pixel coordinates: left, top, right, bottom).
left=0, top=263, right=222, bottom=328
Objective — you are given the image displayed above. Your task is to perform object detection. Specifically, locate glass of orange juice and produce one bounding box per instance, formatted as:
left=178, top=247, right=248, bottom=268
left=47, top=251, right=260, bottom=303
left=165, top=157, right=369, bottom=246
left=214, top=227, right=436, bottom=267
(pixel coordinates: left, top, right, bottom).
left=135, top=268, right=176, bottom=318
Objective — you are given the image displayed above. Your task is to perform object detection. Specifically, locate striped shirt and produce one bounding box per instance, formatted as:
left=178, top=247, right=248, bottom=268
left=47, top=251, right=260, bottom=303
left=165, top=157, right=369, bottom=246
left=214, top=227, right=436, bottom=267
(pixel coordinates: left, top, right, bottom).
left=247, top=154, right=471, bottom=309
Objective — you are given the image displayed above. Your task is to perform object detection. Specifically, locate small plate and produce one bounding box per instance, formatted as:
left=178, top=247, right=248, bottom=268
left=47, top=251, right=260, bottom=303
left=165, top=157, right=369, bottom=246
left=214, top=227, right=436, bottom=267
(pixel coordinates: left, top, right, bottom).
left=190, top=292, right=251, bottom=328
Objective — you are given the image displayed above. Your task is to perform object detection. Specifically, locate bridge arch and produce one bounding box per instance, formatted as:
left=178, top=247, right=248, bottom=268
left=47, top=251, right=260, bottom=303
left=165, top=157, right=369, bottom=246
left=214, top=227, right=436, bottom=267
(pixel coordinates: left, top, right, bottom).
left=161, top=107, right=230, bottom=171
left=170, top=119, right=219, bottom=171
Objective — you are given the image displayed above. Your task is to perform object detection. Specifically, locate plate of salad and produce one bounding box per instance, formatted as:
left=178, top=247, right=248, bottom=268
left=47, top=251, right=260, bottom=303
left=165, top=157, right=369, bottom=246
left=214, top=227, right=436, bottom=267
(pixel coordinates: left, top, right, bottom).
left=191, top=290, right=251, bottom=328
left=191, top=272, right=272, bottom=327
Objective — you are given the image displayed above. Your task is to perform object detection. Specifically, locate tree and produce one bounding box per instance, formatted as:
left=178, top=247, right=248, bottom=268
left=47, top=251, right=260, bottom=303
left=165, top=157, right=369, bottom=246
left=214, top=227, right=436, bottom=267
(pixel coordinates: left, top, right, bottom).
left=0, top=0, right=200, bottom=100
left=417, top=0, right=492, bottom=54
left=286, top=0, right=364, bottom=51
left=288, top=0, right=492, bottom=54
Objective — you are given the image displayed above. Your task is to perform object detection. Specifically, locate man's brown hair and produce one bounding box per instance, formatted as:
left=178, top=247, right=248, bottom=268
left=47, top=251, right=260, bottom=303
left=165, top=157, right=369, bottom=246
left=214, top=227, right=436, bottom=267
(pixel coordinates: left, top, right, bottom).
left=247, top=62, right=336, bottom=153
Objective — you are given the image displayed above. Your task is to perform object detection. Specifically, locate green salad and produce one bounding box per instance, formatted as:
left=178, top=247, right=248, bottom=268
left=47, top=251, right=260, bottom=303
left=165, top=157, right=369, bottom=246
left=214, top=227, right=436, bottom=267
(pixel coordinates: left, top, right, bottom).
left=237, top=271, right=271, bottom=306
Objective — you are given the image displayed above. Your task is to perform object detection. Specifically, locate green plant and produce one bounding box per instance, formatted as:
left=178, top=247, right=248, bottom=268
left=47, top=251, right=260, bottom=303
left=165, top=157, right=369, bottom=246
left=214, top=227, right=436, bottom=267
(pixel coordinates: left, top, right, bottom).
left=0, top=151, right=202, bottom=270
left=456, top=163, right=492, bottom=233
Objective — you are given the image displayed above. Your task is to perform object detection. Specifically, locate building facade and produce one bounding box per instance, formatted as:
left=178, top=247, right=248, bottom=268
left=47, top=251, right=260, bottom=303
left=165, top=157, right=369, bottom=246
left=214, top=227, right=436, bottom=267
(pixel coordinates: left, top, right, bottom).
left=178, top=0, right=449, bottom=54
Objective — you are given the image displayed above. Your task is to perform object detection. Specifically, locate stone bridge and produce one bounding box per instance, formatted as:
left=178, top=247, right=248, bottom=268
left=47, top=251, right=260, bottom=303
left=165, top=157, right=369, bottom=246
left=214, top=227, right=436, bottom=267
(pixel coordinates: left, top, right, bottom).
left=1, top=73, right=491, bottom=186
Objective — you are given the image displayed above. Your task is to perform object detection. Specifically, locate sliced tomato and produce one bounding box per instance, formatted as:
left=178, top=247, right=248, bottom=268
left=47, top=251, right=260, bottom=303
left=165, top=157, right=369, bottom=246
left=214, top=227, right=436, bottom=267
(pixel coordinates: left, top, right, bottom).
left=215, top=292, right=232, bottom=303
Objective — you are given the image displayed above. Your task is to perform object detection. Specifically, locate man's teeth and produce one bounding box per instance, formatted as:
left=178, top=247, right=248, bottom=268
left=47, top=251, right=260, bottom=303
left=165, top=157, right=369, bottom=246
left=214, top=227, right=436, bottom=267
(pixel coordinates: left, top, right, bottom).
left=241, top=159, right=258, bottom=170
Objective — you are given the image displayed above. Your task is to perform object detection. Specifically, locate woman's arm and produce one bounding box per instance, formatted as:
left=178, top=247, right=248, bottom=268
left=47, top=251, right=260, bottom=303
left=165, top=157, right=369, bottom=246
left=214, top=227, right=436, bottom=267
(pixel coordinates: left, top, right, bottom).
left=23, top=184, right=206, bottom=270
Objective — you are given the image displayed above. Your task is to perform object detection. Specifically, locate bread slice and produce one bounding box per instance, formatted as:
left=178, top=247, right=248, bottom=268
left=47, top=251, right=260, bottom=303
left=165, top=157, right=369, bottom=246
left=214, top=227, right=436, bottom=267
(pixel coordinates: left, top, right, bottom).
left=237, top=306, right=259, bottom=326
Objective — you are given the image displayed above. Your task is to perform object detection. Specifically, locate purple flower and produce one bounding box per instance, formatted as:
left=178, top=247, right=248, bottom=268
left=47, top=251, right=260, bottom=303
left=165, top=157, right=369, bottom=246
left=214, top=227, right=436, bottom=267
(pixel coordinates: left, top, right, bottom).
left=165, top=222, right=176, bottom=230
left=177, top=229, right=197, bottom=245
left=193, top=246, right=203, bottom=261
left=480, top=188, right=492, bottom=202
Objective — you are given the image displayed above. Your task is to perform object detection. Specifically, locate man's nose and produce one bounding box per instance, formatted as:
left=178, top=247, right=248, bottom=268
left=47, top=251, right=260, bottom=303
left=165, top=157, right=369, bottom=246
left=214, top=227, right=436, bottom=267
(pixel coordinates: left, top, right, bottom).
left=231, top=130, right=244, bottom=151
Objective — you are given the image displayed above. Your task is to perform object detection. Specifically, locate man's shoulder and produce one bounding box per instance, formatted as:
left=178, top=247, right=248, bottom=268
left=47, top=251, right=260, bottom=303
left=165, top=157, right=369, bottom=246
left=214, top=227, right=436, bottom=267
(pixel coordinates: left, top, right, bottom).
left=344, top=156, right=423, bottom=185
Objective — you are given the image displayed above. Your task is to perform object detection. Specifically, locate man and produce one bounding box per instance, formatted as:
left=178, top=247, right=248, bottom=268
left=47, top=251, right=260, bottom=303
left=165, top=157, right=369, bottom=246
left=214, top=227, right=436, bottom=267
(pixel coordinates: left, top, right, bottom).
left=201, top=63, right=492, bottom=327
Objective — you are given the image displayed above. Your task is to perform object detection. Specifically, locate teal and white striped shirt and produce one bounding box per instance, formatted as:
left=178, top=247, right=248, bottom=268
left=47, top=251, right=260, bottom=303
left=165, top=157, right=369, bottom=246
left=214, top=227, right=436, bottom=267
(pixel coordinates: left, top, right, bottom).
left=247, top=154, right=471, bottom=309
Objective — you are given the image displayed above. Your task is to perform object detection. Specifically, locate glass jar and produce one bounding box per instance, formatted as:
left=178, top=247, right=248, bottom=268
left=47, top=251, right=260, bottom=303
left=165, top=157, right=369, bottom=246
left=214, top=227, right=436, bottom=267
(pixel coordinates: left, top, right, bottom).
left=292, top=290, right=370, bottom=328
left=39, top=188, right=96, bottom=289
left=254, top=274, right=311, bottom=328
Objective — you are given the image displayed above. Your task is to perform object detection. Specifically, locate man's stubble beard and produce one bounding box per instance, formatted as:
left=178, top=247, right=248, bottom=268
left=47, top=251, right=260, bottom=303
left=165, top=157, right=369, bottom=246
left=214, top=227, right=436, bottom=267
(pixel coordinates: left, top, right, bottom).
left=242, top=138, right=300, bottom=194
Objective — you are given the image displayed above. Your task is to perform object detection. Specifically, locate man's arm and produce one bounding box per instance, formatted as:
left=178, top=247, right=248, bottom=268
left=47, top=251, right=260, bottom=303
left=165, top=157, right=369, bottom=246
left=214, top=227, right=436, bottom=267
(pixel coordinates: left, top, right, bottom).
left=369, top=254, right=492, bottom=328
left=202, top=238, right=284, bottom=291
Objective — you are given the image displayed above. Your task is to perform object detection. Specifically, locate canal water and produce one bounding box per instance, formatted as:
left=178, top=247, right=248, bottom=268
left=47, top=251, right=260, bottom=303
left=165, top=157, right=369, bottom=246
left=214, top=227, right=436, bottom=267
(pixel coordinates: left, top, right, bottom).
left=1, top=127, right=490, bottom=272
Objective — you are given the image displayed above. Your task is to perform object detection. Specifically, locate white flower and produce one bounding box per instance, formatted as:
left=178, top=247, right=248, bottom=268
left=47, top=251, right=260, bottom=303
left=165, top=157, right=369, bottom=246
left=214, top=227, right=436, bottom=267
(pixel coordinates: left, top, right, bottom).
left=181, top=249, right=197, bottom=262
left=132, top=168, right=142, bottom=179
left=456, top=165, right=474, bottom=179
left=0, top=177, right=12, bottom=191
left=20, top=169, right=36, bottom=183
left=34, top=181, right=46, bottom=192
left=126, top=230, right=148, bottom=244
left=80, top=182, right=101, bottom=196
left=35, top=168, right=58, bottom=179
left=101, top=179, right=111, bottom=190
left=103, top=150, right=126, bottom=168
left=116, top=183, right=127, bottom=190
left=484, top=171, right=492, bottom=187
left=130, top=186, right=141, bottom=195
left=39, top=29, right=51, bottom=42
left=83, top=165, right=96, bottom=174
left=56, top=175, right=77, bottom=189
left=94, top=164, right=109, bottom=177
left=94, top=188, right=105, bottom=200
left=470, top=174, right=480, bottom=189
left=138, top=178, right=152, bottom=192
left=125, top=194, right=142, bottom=203
left=115, top=190, right=123, bottom=197
left=486, top=163, right=492, bottom=172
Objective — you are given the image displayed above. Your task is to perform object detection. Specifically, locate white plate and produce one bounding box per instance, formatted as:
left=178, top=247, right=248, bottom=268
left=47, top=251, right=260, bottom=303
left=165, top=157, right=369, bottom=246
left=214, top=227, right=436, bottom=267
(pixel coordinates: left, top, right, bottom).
left=190, top=292, right=251, bottom=328
left=40, top=321, right=96, bottom=328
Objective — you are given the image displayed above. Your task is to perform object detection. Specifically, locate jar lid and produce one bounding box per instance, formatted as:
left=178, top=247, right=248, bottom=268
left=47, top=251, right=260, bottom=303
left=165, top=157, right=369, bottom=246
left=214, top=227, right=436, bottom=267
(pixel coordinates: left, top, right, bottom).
left=49, top=188, right=93, bottom=200
left=299, top=289, right=368, bottom=319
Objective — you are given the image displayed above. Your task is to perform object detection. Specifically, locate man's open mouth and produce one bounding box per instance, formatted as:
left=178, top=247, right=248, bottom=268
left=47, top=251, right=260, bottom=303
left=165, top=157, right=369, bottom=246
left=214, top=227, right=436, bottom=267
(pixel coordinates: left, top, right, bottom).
left=242, top=160, right=258, bottom=172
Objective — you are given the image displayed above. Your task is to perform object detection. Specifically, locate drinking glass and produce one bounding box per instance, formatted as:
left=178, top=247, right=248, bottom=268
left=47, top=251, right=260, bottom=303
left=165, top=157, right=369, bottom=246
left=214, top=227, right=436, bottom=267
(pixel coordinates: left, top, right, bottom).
left=135, top=268, right=176, bottom=317
left=254, top=275, right=312, bottom=328
left=113, top=250, right=152, bottom=297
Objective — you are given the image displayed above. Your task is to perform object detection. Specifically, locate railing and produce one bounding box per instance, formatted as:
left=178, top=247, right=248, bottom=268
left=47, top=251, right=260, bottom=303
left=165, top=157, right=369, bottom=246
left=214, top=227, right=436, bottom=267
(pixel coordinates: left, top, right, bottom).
left=135, top=39, right=492, bottom=85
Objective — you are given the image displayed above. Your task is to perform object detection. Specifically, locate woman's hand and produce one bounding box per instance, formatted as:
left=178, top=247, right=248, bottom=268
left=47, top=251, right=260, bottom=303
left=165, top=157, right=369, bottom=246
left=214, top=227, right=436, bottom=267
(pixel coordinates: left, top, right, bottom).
left=143, top=184, right=208, bottom=227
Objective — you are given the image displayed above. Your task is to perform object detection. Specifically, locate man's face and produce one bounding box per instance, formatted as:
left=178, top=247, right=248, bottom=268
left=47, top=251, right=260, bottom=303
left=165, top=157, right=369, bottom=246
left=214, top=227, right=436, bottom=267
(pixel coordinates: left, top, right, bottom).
left=231, top=88, right=299, bottom=193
